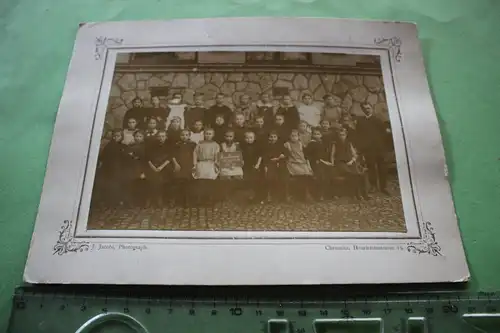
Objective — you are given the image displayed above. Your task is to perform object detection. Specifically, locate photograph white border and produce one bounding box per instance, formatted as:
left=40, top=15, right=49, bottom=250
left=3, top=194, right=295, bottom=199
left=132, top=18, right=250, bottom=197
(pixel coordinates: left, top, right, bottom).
left=24, top=17, right=469, bottom=285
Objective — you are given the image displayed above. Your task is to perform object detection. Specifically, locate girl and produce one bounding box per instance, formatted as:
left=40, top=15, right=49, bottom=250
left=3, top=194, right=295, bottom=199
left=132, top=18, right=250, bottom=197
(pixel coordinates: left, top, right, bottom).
left=145, top=118, right=159, bottom=146
left=232, top=112, right=248, bottom=144
left=219, top=130, right=244, bottom=180
left=172, top=129, right=197, bottom=206
left=252, top=116, right=267, bottom=145
left=235, top=94, right=254, bottom=122
left=276, top=94, right=300, bottom=132
left=241, top=131, right=265, bottom=203
left=95, top=129, right=126, bottom=207
left=272, top=114, right=290, bottom=145
left=146, top=130, right=172, bottom=208
left=212, top=114, right=228, bottom=144
left=284, top=129, right=313, bottom=201
left=166, top=93, right=186, bottom=129
left=189, top=120, right=204, bottom=144
left=262, top=131, right=288, bottom=202
left=193, top=128, right=220, bottom=205
left=166, top=116, right=183, bottom=146
left=124, top=130, right=147, bottom=207
left=331, top=128, right=368, bottom=200
left=298, top=92, right=322, bottom=129
left=122, top=117, right=138, bottom=145
left=297, top=120, right=311, bottom=146
left=305, top=127, right=331, bottom=201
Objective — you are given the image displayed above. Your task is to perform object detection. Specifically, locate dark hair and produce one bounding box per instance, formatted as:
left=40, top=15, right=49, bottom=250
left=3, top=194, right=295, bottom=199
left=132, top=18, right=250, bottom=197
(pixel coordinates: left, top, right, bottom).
left=275, top=113, right=285, bottom=119
left=301, top=92, right=312, bottom=99
left=244, top=130, right=256, bottom=135
left=360, top=102, right=371, bottom=110
left=173, top=92, right=182, bottom=98
left=224, top=129, right=235, bottom=136
left=111, top=129, right=123, bottom=135
left=132, top=97, right=142, bottom=104
left=254, top=115, right=264, bottom=120
left=320, top=119, right=331, bottom=125
left=268, top=130, right=279, bottom=137
left=180, top=129, right=191, bottom=135
left=194, top=92, right=204, bottom=98
left=148, top=117, right=158, bottom=123
left=323, top=94, right=333, bottom=100
left=157, top=130, right=167, bottom=136
left=311, top=127, right=322, bottom=134
left=194, top=119, right=203, bottom=124
left=290, top=129, right=299, bottom=136
left=127, top=117, right=137, bottom=122
left=133, top=129, right=145, bottom=136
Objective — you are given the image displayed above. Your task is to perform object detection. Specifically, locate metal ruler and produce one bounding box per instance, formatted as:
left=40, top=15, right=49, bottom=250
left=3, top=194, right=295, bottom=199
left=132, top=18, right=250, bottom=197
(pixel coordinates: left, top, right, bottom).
left=7, top=287, right=500, bottom=333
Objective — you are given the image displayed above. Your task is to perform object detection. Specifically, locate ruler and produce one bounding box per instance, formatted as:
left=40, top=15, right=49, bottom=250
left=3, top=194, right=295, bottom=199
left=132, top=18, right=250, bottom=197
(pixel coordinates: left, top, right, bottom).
left=7, top=287, right=500, bottom=333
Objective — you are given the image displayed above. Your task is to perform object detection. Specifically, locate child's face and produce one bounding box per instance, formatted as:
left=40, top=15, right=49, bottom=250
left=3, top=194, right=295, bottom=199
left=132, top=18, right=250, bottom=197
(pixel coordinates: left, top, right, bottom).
left=204, top=130, right=215, bottom=141
left=283, top=96, right=292, bottom=105
left=180, top=130, right=191, bottom=141
left=215, top=116, right=225, bottom=126
left=127, top=118, right=137, bottom=130
left=339, top=131, right=348, bottom=141
left=290, top=132, right=299, bottom=142
left=312, top=131, right=322, bottom=141
left=224, top=132, right=234, bottom=143
left=325, top=96, right=334, bottom=106
left=244, top=132, right=255, bottom=144
left=240, top=95, right=250, bottom=105
left=171, top=118, right=181, bottom=129
left=158, top=132, right=167, bottom=143
left=133, top=99, right=142, bottom=108
left=302, top=95, right=313, bottom=105
left=215, top=95, right=224, bottom=104
left=261, top=94, right=270, bottom=104
left=194, top=96, right=204, bottom=106
left=172, top=94, right=182, bottom=104
left=193, top=121, right=203, bottom=132
left=148, top=119, right=157, bottom=130
left=298, top=123, right=307, bottom=132
left=255, top=118, right=264, bottom=127
left=112, top=132, right=122, bottom=142
left=269, top=134, right=278, bottom=144
left=134, top=132, right=144, bottom=143
left=152, top=96, right=160, bottom=107
left=275, top=116, right=285, bottom=126
left=321, top=121, right=330, bottom=131
left=235, top=115, right=245, bottom=126
left=362, top=104, right=373, bottom=116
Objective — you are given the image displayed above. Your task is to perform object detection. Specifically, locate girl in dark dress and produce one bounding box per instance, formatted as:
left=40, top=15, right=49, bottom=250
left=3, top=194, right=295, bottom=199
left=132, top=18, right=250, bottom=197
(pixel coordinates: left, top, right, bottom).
left=252, top=116, right=268, bottom=145
left=212, top=114, right=228, bottom=144
left=276, top=94, right=300, bottom=132
left=95, top=129, right=126, bottom=207
left=262, top=131, right=288, bottom=202
left=124, top=130, right=147, bottom=207
left=241, top=131, right=264, bottom=203
left=172, top=129, right=197, bottom=207
left=252, top=92, right=276, bottom=128
left=271, top=114, right=290, bottom=145
left=306, top=127, right=332, bottom=200
left=146, top=95, right=170, bottom=130
left=166, top=116, right=182, bottom=147
left=146, top=130, right=172, bottom=208
left=144, top=118, right=159, bottom=147
left=331, top=128, right=368, bottom=200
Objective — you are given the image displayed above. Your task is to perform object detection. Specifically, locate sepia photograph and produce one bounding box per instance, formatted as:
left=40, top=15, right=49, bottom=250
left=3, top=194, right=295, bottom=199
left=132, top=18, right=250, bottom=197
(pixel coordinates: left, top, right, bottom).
left=88, top=51, right=405, bottom=233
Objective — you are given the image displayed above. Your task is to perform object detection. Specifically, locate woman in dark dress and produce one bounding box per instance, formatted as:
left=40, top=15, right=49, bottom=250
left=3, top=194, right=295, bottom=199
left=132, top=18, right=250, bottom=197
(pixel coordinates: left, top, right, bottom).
left=172, top=129, right=197, bottom=206
left=145, top=95, right=170, bottom=130
left=276, top=94, right=300, bottom=132
left=123, top=98, right=145, bottom=129
left=124, top=130, right=147, bottom=207
left=331, top=128, right=368, bottom=200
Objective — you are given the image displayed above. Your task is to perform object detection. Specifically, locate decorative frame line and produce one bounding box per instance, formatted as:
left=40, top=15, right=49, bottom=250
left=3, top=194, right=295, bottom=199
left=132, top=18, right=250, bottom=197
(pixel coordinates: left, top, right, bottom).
left=407, top=222, right=442, bottom=256
left=94, top=36, right=124, bottom=60
left=374, top=37, right=402, bottom=62
left=53, top=220, right=90, bottom=255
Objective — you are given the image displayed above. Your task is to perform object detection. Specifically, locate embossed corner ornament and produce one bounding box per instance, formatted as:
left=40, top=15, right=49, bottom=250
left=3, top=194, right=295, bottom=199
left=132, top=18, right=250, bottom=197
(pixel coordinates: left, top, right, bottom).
left=374, top=37, right=402, bottom=62
left=94, top=36, right=124, bottom=60
left=407, top=221, right=442, bottom=256
left=53, top=220, right=90, bottom=255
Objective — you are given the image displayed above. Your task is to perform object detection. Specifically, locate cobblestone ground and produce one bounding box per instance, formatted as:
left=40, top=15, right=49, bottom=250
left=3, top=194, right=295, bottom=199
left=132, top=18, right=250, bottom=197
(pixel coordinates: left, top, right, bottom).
left=88, top=178, right=406, bottom=232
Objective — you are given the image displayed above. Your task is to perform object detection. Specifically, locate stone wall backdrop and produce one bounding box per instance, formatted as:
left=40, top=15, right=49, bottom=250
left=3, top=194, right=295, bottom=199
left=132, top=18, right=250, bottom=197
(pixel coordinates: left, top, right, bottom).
left=106, top=72, right=388, bottom=129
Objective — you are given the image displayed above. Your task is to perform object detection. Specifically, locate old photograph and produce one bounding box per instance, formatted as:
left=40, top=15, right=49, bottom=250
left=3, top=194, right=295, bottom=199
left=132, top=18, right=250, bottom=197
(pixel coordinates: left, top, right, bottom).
left=88, top=51, right=405, bottom=232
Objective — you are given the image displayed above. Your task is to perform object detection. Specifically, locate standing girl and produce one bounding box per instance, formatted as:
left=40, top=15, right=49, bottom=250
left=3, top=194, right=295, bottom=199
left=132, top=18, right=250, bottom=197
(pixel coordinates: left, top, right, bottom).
left=146, top=130, right=172, bottom=208
left=276, top=94, right=300, bottom=132
left=284, top=129, right=313, bottom=201
left=298, top=92, right=322, bottom=129
left=193, top=128, right=220, bottom=205
left=172, top=129, right=197, bottom=207
left=331, top=128, right=368, bottom=200
left=144, top=118, right=159, bottom=147
left=124, top=130, right=147, bottom=207
left=262, top=131, right=288, bottom=202
left=122, top=117, right=138, bottom=145
left=147, top=95, right=170, bottom=130
left=166, top=116, right=183, bottom=146
left=166, top=93, right=187, bottom=129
